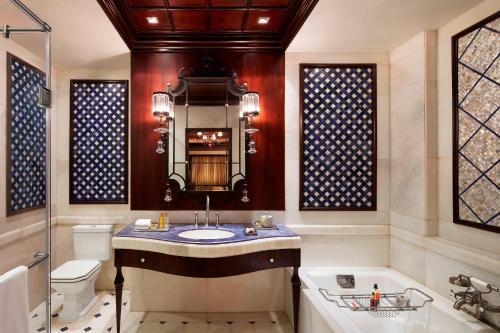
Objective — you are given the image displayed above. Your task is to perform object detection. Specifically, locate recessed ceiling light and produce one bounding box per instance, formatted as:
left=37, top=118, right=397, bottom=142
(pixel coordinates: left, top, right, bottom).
left=146, top=16, right=159, bottom=24
left=257, top=17, right=270, bottom=25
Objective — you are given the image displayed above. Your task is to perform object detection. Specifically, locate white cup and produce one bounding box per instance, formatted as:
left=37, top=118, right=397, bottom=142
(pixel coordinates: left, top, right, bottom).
left=260, top=214, right=273, bottom=227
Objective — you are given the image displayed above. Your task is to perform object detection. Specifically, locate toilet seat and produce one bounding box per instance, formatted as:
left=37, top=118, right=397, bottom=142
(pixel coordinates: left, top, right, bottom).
left=51, top=260, right=101, bottom=283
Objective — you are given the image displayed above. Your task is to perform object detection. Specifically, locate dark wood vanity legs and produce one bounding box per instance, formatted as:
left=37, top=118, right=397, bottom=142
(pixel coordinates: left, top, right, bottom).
left=114, top=248, right=301, bottom=333
left=114, top=267, right=124, bottom=333
left=292, top=266, right=301, bottom=333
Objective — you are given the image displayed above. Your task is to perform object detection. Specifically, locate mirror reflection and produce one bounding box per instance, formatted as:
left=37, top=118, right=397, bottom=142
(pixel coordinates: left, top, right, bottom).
left=167, top=80, right=246, bottom=193
left=185, top=128, right=231, bottom=191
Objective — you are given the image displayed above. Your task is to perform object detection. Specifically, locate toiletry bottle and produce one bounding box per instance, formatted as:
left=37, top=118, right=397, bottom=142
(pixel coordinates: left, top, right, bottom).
left=370, top=292, right=376, bottom=308
left=165, top=213, right=170, bottom=229
left=159, top=212, right=165, bottom=229
left=373, top=283, right=381, bottom=305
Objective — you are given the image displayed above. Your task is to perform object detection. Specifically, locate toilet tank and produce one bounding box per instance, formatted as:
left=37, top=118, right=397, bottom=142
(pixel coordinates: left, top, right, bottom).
left=73, top=225, right=113, bottom=260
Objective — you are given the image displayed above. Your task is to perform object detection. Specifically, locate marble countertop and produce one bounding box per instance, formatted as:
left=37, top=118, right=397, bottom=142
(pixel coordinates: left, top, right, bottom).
left=112, top=223, right=301, bottom=258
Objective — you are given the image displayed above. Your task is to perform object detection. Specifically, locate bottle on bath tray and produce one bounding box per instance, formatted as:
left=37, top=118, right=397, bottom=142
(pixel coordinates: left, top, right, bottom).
left=165, top=213, right=169, bottom=228
left=373, top=283, right=381, bottom=305
left=370, top=292, right=377, bottom=308
left=159, top=213, right=165, bottom=229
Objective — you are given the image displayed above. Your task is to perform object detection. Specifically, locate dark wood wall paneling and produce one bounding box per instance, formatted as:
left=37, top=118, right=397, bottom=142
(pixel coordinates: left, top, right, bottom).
left=131, top=51, right=285, bottom=211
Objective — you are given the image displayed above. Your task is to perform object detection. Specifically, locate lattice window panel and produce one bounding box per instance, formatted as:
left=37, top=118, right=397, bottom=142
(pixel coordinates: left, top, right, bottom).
left=300, top=64, right=377, bottom=210
left=70, top=80, right=128, bottom=204
left=6, top=54, right=46, bottom=216
left=453, top=13, right=500, bottom=232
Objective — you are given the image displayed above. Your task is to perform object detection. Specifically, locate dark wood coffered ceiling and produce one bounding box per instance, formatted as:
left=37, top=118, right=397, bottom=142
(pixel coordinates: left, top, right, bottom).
left=97, top=0, right=318, bottom=51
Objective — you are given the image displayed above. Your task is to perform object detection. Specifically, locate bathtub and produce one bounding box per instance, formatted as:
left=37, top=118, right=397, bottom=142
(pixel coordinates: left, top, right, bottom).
left=297, top=267, right=495, bottom=333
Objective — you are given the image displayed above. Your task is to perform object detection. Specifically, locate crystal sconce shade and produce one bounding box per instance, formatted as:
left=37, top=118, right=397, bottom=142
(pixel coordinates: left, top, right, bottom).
left=240, top=92, right=260, bottom=118
left=240, top=92, right=260, bottom=156
left=152, top=92, right=173, bottom=154
left=152, top=91, right=170, bottom=117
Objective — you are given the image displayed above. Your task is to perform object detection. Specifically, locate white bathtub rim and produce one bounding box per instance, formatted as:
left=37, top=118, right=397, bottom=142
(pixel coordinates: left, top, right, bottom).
left=298, top=266, right=493, bottom=332
left=302, top=288, right=364, bottom=333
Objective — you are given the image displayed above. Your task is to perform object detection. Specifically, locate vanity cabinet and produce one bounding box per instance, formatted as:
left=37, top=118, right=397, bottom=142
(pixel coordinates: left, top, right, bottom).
left=114, top=248, right=301, bottom=333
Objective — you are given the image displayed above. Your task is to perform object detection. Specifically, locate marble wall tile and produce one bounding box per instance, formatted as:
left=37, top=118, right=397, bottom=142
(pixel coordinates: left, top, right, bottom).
left=437, top=219, right=500, bottom=256
left=285, top=52, right=390, bottom=66
left=438, top=158, right=453, bottom=222
left=129, top=270, right=209, bottom=312
left=425, top=158, right=439, bottom=224
left=390, top=212, right=427, bottom=236
left=390, top=159, right=426, bottom=219
left=425, top=79, right=438, bottom=160
left=390, top=54, right=425, bottom=92
left=390, top=83, right=425, bottom=160
left=207, top=270, right=284, bottom=312
left=300, top=235, right=389, bottom=266
left=377, top=96, right=391, bottom=160
left=390, top=236, right=426, bottom=284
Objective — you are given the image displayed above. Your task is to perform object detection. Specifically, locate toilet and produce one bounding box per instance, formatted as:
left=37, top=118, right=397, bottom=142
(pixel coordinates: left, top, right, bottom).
left=51, top=225, right=113, bottom=321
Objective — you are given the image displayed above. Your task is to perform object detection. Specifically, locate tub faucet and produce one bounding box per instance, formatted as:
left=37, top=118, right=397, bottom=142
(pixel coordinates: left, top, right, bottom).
left=449, top=274, right=500, bottom=320
left=205, top=195, right=210, bottom=227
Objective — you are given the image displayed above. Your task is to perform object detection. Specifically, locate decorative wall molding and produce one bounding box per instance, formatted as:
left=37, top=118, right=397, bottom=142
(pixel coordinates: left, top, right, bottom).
left=69, top=80, right=129, bottom=204
left=6, top=53, right=47, bottom=216
left=452, top=11, right=500, bottom=233
left=299, top=64, right=377, bottom=211
left=289, top=224, right=388, bottom=236
left=391, top=226, right=500, bottom=276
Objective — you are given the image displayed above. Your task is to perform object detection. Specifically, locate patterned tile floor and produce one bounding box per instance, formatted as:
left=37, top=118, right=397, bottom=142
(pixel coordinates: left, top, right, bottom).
left=122, top=311, right=293, bottom=333
left=30, top=291, right=131, bottom=333
left=30, top=292, right=292, bottom=333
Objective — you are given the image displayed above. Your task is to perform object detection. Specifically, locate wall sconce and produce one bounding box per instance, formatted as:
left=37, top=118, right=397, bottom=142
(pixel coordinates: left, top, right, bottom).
left=152, top=91, right=173, bottom=154
left=240, top=92, right=260, bottom=155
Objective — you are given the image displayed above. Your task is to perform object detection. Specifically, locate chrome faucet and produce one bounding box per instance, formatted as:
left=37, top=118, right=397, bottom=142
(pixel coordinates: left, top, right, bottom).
left=449, top=274, right=500, bottom=320
left=205, top=195, right=210, bottom=227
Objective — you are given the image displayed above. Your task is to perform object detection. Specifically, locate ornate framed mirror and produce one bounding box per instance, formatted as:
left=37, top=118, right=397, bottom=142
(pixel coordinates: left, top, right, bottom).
left=151, top=57, right=260, bottom=202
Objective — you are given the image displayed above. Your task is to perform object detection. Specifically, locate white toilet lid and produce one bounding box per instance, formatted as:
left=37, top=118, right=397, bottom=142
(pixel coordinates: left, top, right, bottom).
left=51, top=260, right=101, bottom=283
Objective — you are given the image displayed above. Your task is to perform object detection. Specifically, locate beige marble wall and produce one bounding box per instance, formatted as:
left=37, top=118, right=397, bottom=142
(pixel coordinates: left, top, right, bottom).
left=389, top=0, right=500, bottom=326
left=0, top=36, right=57, bottom=310
left=389, top=31, right=438, bottom=239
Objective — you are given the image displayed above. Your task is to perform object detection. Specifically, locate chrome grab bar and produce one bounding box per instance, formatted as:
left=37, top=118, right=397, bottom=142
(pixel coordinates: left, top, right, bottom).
left=27, top=251, right=49, bottom=269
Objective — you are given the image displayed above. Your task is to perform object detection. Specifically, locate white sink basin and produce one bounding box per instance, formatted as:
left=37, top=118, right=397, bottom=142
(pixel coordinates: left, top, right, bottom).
left=177, top=229, right=235, bottom=240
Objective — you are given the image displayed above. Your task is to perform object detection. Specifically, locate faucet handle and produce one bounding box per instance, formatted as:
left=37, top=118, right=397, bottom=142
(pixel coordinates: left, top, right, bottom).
left=194, top=211, right=199, bottom=228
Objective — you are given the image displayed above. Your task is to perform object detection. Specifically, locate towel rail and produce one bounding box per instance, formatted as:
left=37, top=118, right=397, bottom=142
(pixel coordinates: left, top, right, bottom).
left=27, top=252, right=49, bottom=269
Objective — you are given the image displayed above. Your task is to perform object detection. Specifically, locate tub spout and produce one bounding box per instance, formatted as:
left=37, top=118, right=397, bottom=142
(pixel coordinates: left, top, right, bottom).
left=453, top=297, right=468, bottom=311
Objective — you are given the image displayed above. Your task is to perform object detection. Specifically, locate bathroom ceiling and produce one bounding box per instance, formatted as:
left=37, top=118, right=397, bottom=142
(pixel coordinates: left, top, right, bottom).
left=288, top=0, right=486, bottom=52
left=0, top=0, right=486, bottom=69
left=97, top=0, right=319, bottom=51
left=0, top=0, right=129, bottom=69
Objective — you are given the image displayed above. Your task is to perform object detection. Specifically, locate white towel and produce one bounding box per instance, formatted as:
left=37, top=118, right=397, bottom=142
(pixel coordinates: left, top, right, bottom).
left=135, top=219, right=151, bottom=229
left=0, top=266, right=30, bottom=333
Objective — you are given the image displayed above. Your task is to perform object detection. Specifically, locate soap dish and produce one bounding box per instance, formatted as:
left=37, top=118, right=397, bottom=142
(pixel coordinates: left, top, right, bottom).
left=244, top=227, right=257, bottom=236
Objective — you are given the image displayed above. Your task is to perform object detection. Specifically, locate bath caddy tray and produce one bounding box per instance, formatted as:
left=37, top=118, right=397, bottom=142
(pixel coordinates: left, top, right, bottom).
left=319, top=288, right=433, bottom=318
